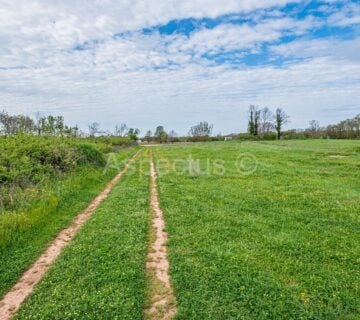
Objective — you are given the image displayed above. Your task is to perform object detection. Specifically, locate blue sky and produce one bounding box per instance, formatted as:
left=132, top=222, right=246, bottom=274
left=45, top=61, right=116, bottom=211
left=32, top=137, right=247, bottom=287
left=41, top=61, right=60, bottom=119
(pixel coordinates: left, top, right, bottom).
left=0, top=0, right=359, bottom=135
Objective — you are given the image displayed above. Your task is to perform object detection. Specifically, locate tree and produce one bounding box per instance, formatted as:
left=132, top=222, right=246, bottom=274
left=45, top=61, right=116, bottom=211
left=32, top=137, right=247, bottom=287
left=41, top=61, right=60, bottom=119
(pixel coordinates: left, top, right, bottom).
left=260, top=107, right=273, bottom=135
left=247, top=105, right=260, bottom=136
left=127, top=128, right=140, bottom=140
left=154, top=126, right=164, bottom=137
left=154, top=126, right=168, bottom=143
left=0, top=110, right=36, bottom=136
left=248, top=105, right=255, bottom=135
left=88, top=122, right=100, bottom=137
left=168, top=130, right=178, bottom=143
left=115, top=123, right=127, bottom=136
left=308, top=120, right=320, bottom=138
left=274, top=108, right=290, bottom=139
left=189, top=122, right=213, bottom=141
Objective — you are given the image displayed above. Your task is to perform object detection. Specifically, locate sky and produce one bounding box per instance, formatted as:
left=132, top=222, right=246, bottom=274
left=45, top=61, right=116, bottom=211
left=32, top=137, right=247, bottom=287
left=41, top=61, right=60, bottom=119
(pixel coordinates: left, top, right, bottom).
left=0, top=0, right=359, bottom=135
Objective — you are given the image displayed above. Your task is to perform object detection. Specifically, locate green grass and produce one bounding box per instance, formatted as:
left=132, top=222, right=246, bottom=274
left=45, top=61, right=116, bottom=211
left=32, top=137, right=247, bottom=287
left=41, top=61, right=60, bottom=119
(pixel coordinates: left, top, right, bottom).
left=15, top=151, right=150, bottom=319
left=0, top=147, right=138, bottom=299
left=153, top=140, right=360, bottom=319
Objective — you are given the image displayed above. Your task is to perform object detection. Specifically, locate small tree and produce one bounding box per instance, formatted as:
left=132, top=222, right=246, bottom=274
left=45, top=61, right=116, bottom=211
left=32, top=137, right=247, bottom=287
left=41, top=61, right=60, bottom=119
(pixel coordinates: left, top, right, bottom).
left=248, top=105, right=260, bottom=136
left=274, top=108, right=290, bottom=139
left=127, top=128, right=140, bottom=141
left=0, top=110, right=36, bottom=136
left=154, top=126, right=168, bottom=143
left=168, top=130, right=178, bottom=143
left=308, top=120, right=320, bottom=138
left=248, top=105, right=255, bottom=135
left=88, top=122, right=100, bottom=137
left=189, top=121, right=213, bottom=141
left=260, top=107, right=273, bottom=135
left=115, top=123, right=128, bottom=136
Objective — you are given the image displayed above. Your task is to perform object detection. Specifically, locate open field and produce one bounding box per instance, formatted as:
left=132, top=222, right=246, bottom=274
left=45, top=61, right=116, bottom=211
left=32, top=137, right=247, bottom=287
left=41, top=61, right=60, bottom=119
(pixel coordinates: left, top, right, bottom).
left=0, top=139, right=359, bottom=319
left=154, top=140, right=360, bottom=319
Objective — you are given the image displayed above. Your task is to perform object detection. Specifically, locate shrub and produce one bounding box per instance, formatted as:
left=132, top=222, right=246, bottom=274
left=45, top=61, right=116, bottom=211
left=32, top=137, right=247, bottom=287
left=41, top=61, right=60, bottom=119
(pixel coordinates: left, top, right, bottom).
left=75, top=144, right=106, bottom=167
left=0, top=136, right=108, bottom=212
left=263, top=133, right=277, bottom=140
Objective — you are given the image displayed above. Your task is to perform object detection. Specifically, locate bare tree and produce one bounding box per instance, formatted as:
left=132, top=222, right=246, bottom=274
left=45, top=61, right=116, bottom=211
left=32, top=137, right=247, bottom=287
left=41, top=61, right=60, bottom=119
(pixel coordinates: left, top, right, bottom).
left=115, top=123, right=127, bottom=136
left=168, top=130, right=178, bottom=143
left=189, top=121, right=213, bottom=141
left=88, top=122, right=100, bottom=137
left=260, top=107, right=274, bottom=135
left=308, top=120, right=320, bottom=138
left=274, top=108, right=290, bottom=139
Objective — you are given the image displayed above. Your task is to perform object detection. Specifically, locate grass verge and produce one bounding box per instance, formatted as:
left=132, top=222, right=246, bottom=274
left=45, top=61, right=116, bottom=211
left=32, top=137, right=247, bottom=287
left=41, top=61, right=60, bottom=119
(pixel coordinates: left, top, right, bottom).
left=14, top=151, right=150, bottom=319
left=0, top=147, right=138, bottom=298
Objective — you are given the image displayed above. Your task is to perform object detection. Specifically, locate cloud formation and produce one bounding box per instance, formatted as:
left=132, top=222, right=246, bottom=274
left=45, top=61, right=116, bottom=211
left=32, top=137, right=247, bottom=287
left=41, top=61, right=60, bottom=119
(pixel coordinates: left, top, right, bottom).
left=0, top=0, right=359, bottom=134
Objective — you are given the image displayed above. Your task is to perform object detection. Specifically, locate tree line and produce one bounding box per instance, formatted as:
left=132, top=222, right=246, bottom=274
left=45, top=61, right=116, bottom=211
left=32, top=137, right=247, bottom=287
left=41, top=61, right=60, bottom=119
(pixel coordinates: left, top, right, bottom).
left=1, top=108, right=359, bottom=141
left=247, top=106, right=290, bottom=139
left=0, top=111, right=79, bottom=137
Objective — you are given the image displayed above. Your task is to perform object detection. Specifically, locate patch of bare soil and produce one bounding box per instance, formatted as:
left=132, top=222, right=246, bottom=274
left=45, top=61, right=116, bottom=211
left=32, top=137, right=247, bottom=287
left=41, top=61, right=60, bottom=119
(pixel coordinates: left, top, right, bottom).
left=328, top=154, right=347, bottom=158
left=145, top=157, right=177, bottom=320
left=0, top=150, right=141, bottom=320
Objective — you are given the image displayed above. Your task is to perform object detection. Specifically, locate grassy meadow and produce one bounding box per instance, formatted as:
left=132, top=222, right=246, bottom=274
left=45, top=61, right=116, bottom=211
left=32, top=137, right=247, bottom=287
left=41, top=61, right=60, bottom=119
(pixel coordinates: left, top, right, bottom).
left=1, top=138, right=359, bottom=319
left=153, top=140, right=360, bottom=319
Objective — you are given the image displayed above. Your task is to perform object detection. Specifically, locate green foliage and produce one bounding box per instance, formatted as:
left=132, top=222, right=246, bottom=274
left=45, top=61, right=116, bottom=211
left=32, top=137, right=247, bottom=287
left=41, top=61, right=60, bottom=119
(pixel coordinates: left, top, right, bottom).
left=75, top=144, right=106, bottom=166
left=0, top=136, right=109, bottom=212
left=262, top=132, right=277, bottom=140
left=238, top=133, right=260, bottom=141
left=88, top=136, right=135, bottom=151
left=127, top=128, right=140, bottom=141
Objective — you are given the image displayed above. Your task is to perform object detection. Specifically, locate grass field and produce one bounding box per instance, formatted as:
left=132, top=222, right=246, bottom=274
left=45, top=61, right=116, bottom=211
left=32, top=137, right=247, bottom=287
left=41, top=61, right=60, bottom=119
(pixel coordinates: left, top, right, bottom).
left=153, top=140, right=360, bottom=319
left=15, top=151, right=150, bottom=319
left=1, top=140, right=359, bottom=319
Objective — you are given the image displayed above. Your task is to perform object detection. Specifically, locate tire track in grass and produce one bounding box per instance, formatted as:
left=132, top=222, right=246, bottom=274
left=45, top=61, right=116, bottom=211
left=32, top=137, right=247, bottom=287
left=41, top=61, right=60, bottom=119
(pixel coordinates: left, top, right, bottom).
left=145, top=153, right=177, bottom=320
left=0, top=150, right=142, bottom=320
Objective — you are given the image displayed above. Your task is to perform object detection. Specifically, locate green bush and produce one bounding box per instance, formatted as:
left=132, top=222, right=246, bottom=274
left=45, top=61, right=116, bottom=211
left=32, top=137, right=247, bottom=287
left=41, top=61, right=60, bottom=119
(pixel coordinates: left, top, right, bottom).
left=238, top=133, right=260, bottom=141
left=0, top=136, right=110, bottom=212
left=263, top=133, right=277, bottom=140
left=75, top=144, right=106, bottom=166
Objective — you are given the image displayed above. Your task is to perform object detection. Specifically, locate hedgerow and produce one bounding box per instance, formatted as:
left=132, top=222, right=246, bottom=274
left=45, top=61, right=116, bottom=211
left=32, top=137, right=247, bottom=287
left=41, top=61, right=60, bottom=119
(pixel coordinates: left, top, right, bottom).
left=0, top=135, right=109, bottom=212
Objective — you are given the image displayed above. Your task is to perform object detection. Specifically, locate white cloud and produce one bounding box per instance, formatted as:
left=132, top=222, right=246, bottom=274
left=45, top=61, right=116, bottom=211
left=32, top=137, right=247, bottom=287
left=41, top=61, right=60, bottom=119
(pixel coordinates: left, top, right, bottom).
left=327, top=2, right=360, bottom=26
left=271, top=37, right=360, bottom=62
left=168, top=16, right=317, bottom=56
left=0, top=0, right=359, bottom=134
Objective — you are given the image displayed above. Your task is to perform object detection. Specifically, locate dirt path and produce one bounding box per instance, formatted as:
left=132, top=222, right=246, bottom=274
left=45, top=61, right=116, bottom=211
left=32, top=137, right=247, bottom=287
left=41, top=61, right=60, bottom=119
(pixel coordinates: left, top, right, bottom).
left=145, top=156, right=177, bottom=320
left=0, top=150, right=141, bottom=320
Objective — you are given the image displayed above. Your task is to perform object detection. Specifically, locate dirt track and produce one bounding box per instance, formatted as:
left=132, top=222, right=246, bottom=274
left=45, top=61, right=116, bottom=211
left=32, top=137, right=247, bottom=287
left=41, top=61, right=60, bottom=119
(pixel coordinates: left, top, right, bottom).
left=0, top=150, right=141, bottom=320
left=145, top=156, right=177, bottom=319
